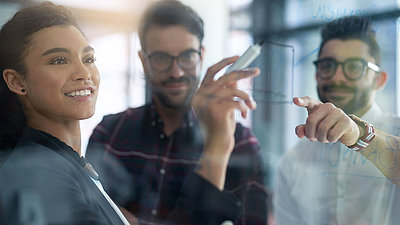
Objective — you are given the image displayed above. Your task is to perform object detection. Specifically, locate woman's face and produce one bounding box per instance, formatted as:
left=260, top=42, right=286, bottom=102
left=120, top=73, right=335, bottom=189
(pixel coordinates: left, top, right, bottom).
left=22, top=25, right=100, bottom=124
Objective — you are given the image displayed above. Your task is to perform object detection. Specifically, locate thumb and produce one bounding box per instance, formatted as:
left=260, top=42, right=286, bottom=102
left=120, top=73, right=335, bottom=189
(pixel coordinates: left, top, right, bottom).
left=295, top=124, right=306, bottom=138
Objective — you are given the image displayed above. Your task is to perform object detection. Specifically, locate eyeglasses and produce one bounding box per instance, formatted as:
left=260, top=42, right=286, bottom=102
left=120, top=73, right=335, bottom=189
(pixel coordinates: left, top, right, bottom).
left=313, top=57, right=380, bottom=81
left=144, top=49, right=201, bottom=72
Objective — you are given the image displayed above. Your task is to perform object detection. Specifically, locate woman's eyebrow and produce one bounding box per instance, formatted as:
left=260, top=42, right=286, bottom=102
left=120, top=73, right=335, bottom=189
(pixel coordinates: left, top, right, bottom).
left=83, top=46, right=94, bottom=53
left=42, top=47, right=70, bottom=56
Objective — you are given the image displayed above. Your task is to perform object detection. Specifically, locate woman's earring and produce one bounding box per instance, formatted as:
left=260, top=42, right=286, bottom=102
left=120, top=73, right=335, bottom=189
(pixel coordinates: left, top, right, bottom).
left=21, top=88, right=26, bottom=93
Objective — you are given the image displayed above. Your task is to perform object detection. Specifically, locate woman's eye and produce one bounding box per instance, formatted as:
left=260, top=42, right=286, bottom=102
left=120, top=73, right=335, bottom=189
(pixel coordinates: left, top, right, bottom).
left=50, top=57, right=67, bottom=65
left=83, top=56, right=96, bottom=64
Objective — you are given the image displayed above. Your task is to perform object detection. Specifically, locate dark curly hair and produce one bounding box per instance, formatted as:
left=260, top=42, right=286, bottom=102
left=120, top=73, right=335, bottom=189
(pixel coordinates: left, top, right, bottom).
left=138, top=0, right=204, bottom=51
left=318, top=15, right=381, bottom=65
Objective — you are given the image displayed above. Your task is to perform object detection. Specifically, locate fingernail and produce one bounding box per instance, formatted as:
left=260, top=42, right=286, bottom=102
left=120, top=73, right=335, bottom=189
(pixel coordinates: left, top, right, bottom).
left=297, top=97, right=304, bottom=104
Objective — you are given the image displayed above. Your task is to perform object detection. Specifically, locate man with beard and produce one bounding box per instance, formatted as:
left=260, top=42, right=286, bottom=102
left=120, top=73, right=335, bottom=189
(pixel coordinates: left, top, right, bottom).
left=274, top=16, right=400, bottom=225
left=86, top=1, right=268, bottom=225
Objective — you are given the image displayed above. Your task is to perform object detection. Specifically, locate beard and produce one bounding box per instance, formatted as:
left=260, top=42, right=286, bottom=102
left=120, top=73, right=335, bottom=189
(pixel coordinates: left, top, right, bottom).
left=317, top=82, right=374, bottom=115
left=151, top=75, right=199, bottom=109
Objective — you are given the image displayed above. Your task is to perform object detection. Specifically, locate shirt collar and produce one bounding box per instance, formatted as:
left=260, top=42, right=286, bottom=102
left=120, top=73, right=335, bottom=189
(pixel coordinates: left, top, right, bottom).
left=19, top=127, right=86, bottom=167
left=148, top=101, right=196, bottom=129
left=19, top=127, right=71, bottom=151
left=149, top=102, right=163, bottom=128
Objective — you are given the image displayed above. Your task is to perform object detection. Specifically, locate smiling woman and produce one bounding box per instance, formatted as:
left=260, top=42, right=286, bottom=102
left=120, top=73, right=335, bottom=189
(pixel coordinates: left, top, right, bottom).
left=0, top=2, right=130, bottom=224
left=19, top=25, right=100, bottom=139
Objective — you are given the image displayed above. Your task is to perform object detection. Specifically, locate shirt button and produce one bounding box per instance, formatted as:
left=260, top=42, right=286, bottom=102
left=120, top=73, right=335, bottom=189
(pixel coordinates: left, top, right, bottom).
left=159, top=134, right=165, bottom=139
left=151, top=121, right=156, bottom=127
left=189, top=121, right=193, bottom=127
left=151, top=209, right=157, bottom=216
left=221, top=220, right=233, bottom=225
left=160, top=168, right=166, bottom=175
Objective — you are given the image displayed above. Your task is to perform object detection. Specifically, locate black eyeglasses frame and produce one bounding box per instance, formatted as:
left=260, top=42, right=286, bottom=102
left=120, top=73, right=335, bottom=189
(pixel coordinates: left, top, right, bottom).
left=143, top=49, right=202, bottom=72
left=313, top=57, right=381, bottom=81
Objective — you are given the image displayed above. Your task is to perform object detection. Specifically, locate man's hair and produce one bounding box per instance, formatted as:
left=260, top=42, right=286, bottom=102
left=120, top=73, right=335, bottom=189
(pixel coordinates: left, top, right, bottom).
left=318, top=16, right=381, bottom=65
left=138, top=0, right=204, bottom=51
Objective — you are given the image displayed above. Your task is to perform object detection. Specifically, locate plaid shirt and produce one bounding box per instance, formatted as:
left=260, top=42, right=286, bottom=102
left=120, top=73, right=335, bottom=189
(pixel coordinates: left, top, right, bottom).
left=86, top=102, right=268, bottom=225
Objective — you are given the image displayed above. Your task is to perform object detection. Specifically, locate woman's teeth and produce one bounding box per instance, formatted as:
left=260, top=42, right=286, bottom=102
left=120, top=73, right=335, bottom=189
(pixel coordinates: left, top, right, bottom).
left=66, top=89, right=91, bottom=97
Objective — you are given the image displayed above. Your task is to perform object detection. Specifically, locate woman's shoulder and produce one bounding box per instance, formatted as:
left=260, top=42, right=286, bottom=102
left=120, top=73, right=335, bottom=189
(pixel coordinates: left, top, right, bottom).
left=4, top=141, right=65, bottom=167
left=0, top=140, right=86, bottom=200
left=0, top=142, right=106, bottom=225
left=1, top=141, right=77, bottom=185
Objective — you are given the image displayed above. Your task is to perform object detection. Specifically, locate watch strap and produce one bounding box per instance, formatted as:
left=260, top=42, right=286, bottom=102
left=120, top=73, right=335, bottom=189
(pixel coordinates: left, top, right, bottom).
left=347, top=114, right=376, bottom=151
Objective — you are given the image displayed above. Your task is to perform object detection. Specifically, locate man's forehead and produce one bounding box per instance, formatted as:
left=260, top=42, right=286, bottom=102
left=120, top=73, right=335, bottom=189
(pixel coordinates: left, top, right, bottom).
left=319, top=39, right=374, bottom=61
left=144, top=25, right=200, bottom=54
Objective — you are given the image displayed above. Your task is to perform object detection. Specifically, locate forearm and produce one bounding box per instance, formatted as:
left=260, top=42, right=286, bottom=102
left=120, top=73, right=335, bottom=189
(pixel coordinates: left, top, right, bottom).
left=358, top=129, right=400, bottom=185
left=293, top=96, right=400, bottom=184
left=196, top=147, right=231, bottom=190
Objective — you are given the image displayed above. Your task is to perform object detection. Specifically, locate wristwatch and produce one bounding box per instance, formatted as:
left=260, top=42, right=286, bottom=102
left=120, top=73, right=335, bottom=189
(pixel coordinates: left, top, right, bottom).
left=347, top=114, right=376, bottom=151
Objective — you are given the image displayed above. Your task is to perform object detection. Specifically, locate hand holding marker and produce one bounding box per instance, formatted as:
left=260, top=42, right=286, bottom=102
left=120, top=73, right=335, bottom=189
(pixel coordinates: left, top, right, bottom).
left=225, top=41, right=264, bottom=73
left=224, top=41, right=263, bottom=106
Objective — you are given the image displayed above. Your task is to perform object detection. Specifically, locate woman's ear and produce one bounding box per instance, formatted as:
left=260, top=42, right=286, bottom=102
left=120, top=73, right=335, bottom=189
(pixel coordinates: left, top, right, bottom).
left=3, top=69, right=27, bottom=95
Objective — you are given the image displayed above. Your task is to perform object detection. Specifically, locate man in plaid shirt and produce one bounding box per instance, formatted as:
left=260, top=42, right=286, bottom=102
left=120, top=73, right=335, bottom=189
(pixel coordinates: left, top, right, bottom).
left=86, top=1, right=268, bottom=224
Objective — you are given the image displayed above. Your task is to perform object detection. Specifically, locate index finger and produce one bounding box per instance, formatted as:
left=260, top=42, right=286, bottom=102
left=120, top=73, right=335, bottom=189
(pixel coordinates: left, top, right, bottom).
left=202, top=56, right=239, bottom=84
left=293, top=96, right=322, bottom=111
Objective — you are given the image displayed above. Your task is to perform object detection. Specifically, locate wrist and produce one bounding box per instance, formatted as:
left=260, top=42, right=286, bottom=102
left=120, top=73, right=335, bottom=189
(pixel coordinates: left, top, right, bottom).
left=355, top=123, right=365, bottom=140
left=196, top=150, right=230, bottom=190
left=204, top=135, right=234, bottom=154
left=347, top=114, right=375, bottom=151
left=202, top=144, right=232, bottom=162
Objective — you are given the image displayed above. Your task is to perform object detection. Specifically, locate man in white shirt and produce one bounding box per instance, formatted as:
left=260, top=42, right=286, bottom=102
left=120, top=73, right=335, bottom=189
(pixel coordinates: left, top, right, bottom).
left=275, top=15, right=400, bottom=225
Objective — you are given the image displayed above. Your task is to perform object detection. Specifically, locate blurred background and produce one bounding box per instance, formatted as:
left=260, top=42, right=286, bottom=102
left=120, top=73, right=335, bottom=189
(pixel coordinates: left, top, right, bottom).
left=1, top=0, right=400, bottom=188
